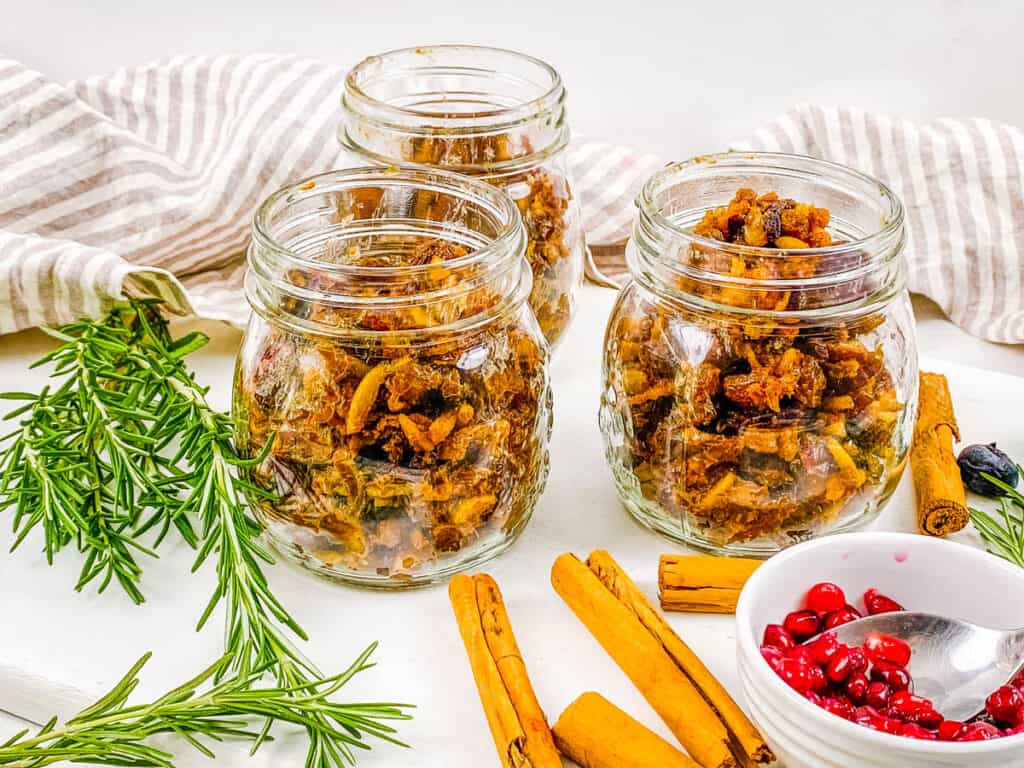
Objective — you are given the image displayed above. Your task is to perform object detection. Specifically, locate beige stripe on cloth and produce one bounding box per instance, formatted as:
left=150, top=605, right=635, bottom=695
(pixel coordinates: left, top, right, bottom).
left=1, top=56, right=1022, bottom=343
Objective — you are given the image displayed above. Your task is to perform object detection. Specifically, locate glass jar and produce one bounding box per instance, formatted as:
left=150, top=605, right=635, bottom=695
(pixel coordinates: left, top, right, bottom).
left=599, top=153, right=919, bottom=556
left=340, top=45, right=584, bottom=349
left=235, top=167, right=552, bottom=588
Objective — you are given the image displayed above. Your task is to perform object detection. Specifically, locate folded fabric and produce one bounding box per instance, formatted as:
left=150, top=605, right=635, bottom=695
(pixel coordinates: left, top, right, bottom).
left=1, top=54, right=1021, bottom=342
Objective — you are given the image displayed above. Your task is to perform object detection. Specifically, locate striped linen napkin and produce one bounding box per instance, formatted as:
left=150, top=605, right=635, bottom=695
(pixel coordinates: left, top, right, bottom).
left=1, top=54, right=1022, bottom=343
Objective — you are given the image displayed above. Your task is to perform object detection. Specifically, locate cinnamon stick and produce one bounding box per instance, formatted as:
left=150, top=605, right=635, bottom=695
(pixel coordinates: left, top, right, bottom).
left=449, top=573, right=562, bottom=768
left=552, top=691, right=700, bottom=768
left=551, top=552, right=773, bottom=768
left=911, top=372, right=968, bottom=536
left=658, top=555, right=761, bottom=613
left=587, top=550, right=772, bottom=765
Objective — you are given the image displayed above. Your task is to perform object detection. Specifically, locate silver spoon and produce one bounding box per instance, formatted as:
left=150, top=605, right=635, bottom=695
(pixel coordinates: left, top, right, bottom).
left=827, top=612, right=1024, bottom=722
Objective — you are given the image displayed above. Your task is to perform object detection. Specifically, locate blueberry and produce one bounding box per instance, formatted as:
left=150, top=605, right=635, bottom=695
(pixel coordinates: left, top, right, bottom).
left=957, top=443, right=1020, bottom=497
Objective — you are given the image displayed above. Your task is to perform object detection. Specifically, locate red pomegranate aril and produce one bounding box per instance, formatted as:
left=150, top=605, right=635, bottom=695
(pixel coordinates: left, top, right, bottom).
left=986, top=685, right=1024, bottom=725
left=937, top=720, right=965, bottom=741
left=804, top=691, right=824, bottom=706
left=807, top=664, right=828, bottom=693
left=898, top=722, right=937, bottom=740
left=871, top=663, right=911, bottom=692
left=777, top=658, right=813, bottom=692
left=760, top=646, right=786, bottom=671
left=825, top=646, right=855, bottom=683
left=957, top=722, right=1003, bottom=741
left=822, top=696, right=855, bottom=720
left=808, top=632, right=841, bottom=664
left=845, top=672, right=869, bottom=704
left=762, top=623, right=796, bottom=652
left=863, top=588, right=904, bottom=615
left=783, top=609, right=821, bottom=641
left=865, top=681, right=892, bottom=709
left=823, top=604, right=862, bottom=629
left=905, top=707, right=943, bottom=729
left=806, top=582, right=846, bottom=614
left=846, top=646, right=868, bottom=674
left=788, top=646, right=816, bottom=666
left=1012, top=669, right=1024, bottom=690
left=1005, top=722, right=1024, bottom=736
left=865, top=633, right=912, bottom=667
left=890, top=691, right=933, bottom=715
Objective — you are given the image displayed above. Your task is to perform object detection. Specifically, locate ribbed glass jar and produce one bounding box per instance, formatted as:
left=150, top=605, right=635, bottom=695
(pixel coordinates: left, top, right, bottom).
left=235, top=167, right=552, bottom=588
left=340, top=45, right=584, bottom=349
left=599, top=153, right=919, bottom=556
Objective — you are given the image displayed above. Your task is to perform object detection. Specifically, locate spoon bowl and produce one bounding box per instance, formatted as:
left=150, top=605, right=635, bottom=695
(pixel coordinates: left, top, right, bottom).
left=827, top=612, right=1024, bottom=721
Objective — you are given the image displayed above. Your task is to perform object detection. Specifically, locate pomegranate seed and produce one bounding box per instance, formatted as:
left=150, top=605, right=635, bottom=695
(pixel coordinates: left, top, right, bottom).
left=863, top=588, right=904, bottom=615
left=845, top=672, right=869, bottom=704
left=937, top=720, right=965, bottom=741
left=877, top=715, right=903, bottom=734
left=1005, top=722, right=1024, bottom=736
left=822, top=696, right=855, bottom=720
left=823, top=604, right=862, bottom=629
left=865, top=681, right=892, bottom=709
left=852, top=704, right=900, bottom=732
left=760, top=646, right=786, bottom=671
left=806, top=582, right=846, bottom=614
left=808, top=632, right=841, bottom=664
left=1011, top=669, right=1024, bottom=690
left=807, top=664, right=828, bottom=692
left=783, top=610, right=821, bottom=641
left=846, top=647, right=868, bottom=673
left=890, top=691, right=933, bottom=715
left=957, top=722, right=1003, bottom=741
left=871, top=662, right=911, bottom=692
left=986, top=685, right=1024, bottom=724
left=898, top=723, right=937, bottom=740
left=762, top=624, right=796, bottom=651
left=788, top=646, right=816, bottom=666
left=904, top=707, right=943, bottom=728
left=825, top=646, right=856, bottom=683
left=777, top=658, right=813, bottom=692
left=804, top=691, right=824, bottom=706
left=865, top=633, right=912, bottom=667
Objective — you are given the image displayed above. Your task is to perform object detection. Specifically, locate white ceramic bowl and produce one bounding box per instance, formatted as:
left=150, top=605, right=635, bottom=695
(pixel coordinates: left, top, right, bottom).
left=735, top=531, right=1024, bottom=768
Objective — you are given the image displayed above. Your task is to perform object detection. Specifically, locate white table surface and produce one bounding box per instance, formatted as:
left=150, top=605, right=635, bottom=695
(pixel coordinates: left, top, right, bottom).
left=0, top=285, right=1022, bottom=767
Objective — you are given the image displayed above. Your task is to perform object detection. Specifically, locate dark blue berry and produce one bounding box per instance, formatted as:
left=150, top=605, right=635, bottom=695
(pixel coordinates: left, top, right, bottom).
left=957, top=443, right=1019, bottom=497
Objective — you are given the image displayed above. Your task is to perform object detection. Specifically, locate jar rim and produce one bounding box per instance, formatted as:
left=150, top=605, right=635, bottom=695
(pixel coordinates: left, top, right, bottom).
left=251, top=165, right=525, bottom=278
left=637, top=151, right=906, bottom=259
left=247, top=166, right=533, bottom=342
left=344, top=44, right=565, bottom=133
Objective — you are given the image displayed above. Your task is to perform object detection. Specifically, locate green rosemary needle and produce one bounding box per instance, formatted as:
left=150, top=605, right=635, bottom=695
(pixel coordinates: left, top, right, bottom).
left=970, top=467, right=1024, bottom=569
left=0, top=647, right=410, bottom=768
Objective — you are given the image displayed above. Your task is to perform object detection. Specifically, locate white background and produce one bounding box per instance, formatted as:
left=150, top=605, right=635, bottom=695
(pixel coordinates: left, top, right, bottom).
left=5, top=0, right=1024, bottom=160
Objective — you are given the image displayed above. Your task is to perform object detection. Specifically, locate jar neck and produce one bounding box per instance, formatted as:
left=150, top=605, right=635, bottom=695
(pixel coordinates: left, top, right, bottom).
left=629, top=153, right=907, bottom=319
left=340, top=45, right=569, bottom=176
left=246, top=167, right=530, bottom=341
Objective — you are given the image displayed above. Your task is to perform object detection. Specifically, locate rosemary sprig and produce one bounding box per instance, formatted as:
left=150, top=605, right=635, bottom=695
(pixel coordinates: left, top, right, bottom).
left=0, top=303, right=190, bottom=603
left=0, top=300, right=413, bottom=765
left=0, top=648, right=409, bottom=767
left=969, top=466, right=1024, bottom=568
